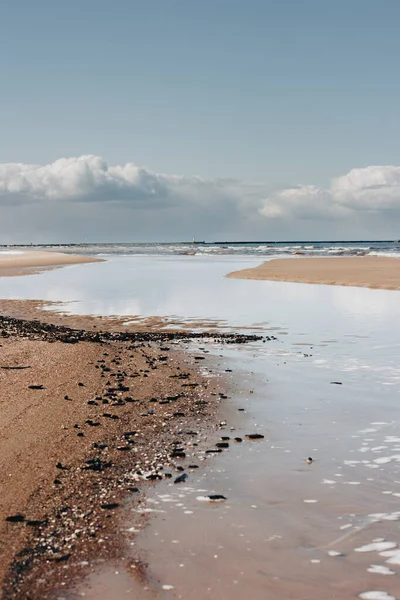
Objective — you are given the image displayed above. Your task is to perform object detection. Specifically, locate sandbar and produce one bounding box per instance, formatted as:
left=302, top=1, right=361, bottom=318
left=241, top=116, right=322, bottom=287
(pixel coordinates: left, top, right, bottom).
left=227, top=256, right=400, bottom=290
left=0, top=250, right=103, bottom=277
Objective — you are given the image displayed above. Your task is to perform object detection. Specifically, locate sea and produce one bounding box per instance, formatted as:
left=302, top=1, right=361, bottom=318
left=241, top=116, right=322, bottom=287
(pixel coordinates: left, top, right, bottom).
left=1, top=239, right=400, bottom=258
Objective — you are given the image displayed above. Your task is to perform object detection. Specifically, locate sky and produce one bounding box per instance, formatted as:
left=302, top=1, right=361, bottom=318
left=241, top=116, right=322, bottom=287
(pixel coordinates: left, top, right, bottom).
left=1, top=0, right=400, bottom=242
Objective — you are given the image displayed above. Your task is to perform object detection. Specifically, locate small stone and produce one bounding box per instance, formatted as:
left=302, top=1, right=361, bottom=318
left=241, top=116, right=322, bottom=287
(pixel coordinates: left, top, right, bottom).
left=5, top=514, right=25, bottom=523
left=100, top=503, right=119, bottom=510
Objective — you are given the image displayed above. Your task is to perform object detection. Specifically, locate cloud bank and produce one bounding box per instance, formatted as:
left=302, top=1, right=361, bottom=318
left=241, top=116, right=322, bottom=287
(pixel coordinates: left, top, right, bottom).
left=259, top=166, right=400, bottom=219
left=1, top=155, right=400, bottom=241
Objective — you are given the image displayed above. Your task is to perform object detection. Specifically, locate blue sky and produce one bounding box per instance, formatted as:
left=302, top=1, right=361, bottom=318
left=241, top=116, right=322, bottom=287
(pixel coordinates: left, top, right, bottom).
left=1, top=0, right=400, bottom=241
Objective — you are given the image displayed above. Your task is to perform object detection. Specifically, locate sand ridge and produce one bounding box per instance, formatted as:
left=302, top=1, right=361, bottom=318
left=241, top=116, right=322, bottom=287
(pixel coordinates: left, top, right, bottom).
left=0, top=250, right=103, bottom=277
left=227, top=256, right=400, bottom=290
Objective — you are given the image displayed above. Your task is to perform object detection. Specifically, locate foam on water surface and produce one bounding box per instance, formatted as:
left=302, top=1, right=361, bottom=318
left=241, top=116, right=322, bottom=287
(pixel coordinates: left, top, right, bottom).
left=355, top=542, right=397, bottom=553
left=380, top=550, right=400, bottom=564
left=359, top=593, right=396, bottom=600
left=367, top=565, right=396, bottom=575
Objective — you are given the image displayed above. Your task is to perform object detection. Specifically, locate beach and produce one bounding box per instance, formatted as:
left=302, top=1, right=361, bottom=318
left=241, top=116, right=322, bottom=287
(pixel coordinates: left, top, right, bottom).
left=0, top=313, right=263, bottom=598
left=227, top=256, right=400, bottom=290
left=1, top=251, right=400, bottom=599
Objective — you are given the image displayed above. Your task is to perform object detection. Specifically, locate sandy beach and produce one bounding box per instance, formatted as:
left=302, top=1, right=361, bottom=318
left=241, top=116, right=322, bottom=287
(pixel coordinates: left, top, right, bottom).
left=0, top=311, right=262, bottom=599
left=0, top=251, right=103, bottom=277
left=3, top=253, right=400, bottom=599
left=227, top=256, right=400, bottom=290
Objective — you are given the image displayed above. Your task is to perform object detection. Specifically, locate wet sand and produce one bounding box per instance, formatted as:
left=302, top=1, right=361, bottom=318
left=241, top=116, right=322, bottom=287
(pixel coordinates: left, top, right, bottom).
left=0, top=250, right=103, bottom=277
left=74, top=344, right=400, bottom=600
left=227, top=256, right=400, bottom=290
left=0, top=314, right=264, bottom=599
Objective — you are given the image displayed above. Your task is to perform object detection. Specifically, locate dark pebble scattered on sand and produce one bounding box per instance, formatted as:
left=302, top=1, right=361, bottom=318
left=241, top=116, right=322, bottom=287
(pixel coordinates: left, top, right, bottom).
left=55, top=462, right=68, bottom=470
left=5, top=514, right=25, bottom=523
left=170, top=451, right=186, bottom=459
left=100, top=503, right=120, bottom=510
left=25, top=519, right=47, bottom=527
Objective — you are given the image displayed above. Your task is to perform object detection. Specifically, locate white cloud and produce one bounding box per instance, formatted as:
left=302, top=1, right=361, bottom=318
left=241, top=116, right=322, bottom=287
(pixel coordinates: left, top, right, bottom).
left=1, top=156, right=400, bottom=241
left=1, top=155, right=400, bottom=217
left=259, top=165, right=400, bottom=219
left=0, top=155, right=172, bottom=203
left=0, top=155, right=246, bottom=208
left=332, top=165, right=400, bottom=210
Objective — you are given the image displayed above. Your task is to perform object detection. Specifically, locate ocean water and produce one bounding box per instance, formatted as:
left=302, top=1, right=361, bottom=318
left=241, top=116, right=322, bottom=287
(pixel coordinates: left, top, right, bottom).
left=2, top=239, right=400, bottom=258
left=3, top=255, right=400, bottom=599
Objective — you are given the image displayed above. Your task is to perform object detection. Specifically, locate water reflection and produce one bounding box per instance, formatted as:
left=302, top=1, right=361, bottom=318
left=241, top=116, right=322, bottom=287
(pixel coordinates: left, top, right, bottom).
left=0, top=256, right=399, bottom=338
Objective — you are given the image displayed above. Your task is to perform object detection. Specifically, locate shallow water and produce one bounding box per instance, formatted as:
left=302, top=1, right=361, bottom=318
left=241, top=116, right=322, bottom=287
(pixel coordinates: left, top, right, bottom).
left=90, top=341, right=400, bottom=600
left=4, top=256, right=400, bottom=599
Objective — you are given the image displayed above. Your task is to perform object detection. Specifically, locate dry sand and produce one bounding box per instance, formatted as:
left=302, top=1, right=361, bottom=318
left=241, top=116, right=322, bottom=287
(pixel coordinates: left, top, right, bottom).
left=0, top=250, right=103, bottom=277
left=227, top=256, right=400, bottom=290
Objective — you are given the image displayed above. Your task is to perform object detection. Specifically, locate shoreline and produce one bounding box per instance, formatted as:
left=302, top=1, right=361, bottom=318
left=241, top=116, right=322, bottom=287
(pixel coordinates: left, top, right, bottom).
left=0, top=251, right=103, bottom=277
left=227, top=256, right=400, bottom=290
left=0, top=312, right=264, bottom=599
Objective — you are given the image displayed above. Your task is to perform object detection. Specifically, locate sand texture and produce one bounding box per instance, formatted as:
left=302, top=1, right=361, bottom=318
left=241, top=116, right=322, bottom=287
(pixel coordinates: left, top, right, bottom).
left=0, top=319, right=213, bottom=598
left=0, top=251, right=103, bottom=277
left=227, top=256, right=400, bottom=290
left=0, top=313, right=263, bottom=599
